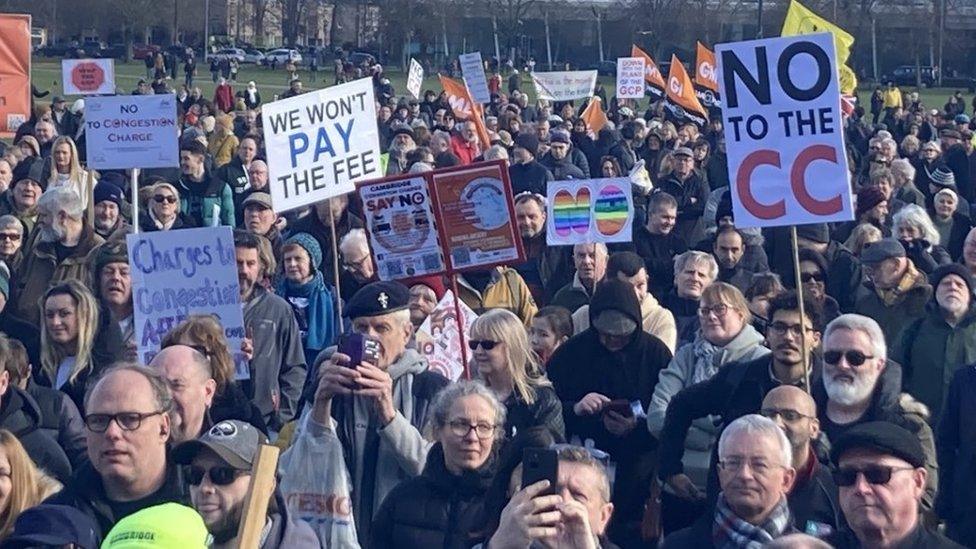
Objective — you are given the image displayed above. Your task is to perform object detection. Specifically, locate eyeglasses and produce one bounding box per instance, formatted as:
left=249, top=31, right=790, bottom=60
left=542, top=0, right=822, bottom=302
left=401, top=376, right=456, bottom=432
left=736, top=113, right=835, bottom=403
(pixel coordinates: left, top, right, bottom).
left=342, top=254, right=371, bottom=271
left=832, top=465, right=917, bottom=487
left=717, top=458, right=783, bottom=476
left=84, top=410, right=167, bottom=433
left=186, top=465, right=244, bottom=486
left=800, top=272, right=824, bottom=283
left=769, top=322, right=814, bottom=337
left=698, top=303, right=729, bottom=318
left=447, top=420, right=497, bottom=439
left=760, top=408, right=813, bottom=422
left=468, top=340, right=499, bottom=351
left=0, top=233, right=21, bottom=241
left=153, top=194, right=178, bottom=204
left=823, top=349, right=875, bottom=367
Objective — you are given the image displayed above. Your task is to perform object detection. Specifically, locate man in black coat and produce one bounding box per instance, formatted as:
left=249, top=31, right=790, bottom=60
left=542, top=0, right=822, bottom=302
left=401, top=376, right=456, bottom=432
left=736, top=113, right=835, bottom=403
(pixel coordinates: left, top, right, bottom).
left=937, top=363, right=976, bottom=545
left=547, top=279, right=672, bottom=547
left=615, top=191, right=687, bottom=299
left=656, top=146, right=710, bottom=246
left=215, top=136, right=259, bottom=226
left=508, top=133, right=553, bottom=196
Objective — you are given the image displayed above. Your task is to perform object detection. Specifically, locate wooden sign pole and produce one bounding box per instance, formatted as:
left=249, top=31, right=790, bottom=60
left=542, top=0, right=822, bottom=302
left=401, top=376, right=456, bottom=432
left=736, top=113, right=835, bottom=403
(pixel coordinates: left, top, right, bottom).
left=235, top=444, right=281, bottom=549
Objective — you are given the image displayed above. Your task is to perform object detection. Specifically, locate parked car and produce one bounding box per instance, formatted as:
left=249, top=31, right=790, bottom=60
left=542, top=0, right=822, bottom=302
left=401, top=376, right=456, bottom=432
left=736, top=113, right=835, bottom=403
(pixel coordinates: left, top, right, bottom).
left=263, top=48, right=302, bottom=66
left=585, top=60, right=617, bottom=76
left=101, top=43, right=127, bottom=59
left=132, top=43, right=161, bottom=60
left=242, top=48, right=266, bottom=64
left=77, top=40, right=106, bottom=58
left=211, top=47, right=246, bottom=63
left=37, top=43, right=74, bottom=58
left=888, top=65, right=937, bottom=88
left=942, top=72, right=976, bottom=93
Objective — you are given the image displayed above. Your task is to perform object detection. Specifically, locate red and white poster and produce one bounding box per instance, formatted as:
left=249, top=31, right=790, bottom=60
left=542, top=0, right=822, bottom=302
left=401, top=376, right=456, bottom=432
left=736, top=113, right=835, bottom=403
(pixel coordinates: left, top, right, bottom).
left=416, top=290, right=478, bottom=381
left=0, top=14, right=31, bottom=137
left=62, top=58, right=116, bottom=95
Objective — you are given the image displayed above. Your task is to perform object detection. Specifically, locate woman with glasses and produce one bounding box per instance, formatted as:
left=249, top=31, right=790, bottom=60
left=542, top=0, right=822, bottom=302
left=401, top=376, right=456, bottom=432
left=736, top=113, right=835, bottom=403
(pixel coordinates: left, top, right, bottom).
left=140, top=181, right=195, bottom=232
left=370, top=381, right=505, bottom=549
left=798, top=249, right=841, bottom=326
left=469, top=309, right=564, bottom=441
left=648, top=282, right=769, bottom=534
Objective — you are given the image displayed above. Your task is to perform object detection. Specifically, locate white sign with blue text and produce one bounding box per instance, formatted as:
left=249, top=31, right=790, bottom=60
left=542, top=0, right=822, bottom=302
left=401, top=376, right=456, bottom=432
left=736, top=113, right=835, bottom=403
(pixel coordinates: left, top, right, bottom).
left=85, top=94, right=179, bottom=170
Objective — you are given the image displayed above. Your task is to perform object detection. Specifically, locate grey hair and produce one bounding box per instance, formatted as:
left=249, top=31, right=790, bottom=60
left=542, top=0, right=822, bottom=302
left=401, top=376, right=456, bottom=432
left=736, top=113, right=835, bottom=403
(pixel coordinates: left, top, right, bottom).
left=426, top=380, right=507, bottom=442
left=556, top=445, right=612, bottom=502
left=339, top=228, right=369, bottom=255
left=674, top=250, right=719, bottom=280
left=573, top=242, right=608, bottom=257
left=823, top=313, right=887, bottom=361
left=408, top=162, right=433, bottom=174
left=38, top=186, right=85, bottom=220
left=84, top=362, right=175, bottom=419
left=892, top=204, right=940, bottom=245
left=0, top=215, right=23, bottom=236
left=890, top=158, right=915, bottom=185
left=718, top=413, right=793, bottom=468
left=483, top=145, right=509, bottom=161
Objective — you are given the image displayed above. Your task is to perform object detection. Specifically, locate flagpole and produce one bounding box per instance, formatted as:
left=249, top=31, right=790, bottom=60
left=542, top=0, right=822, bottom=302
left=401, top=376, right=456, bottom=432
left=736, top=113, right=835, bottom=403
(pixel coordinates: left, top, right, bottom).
left=791, top=226, right=812, bottom=393
left=757, top=0, right=765, bottom=38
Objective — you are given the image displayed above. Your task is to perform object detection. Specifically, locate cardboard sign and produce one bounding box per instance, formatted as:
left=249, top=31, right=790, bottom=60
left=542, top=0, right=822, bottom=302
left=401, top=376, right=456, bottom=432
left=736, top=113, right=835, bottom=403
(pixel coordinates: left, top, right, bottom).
left=85, top=95, right=179, bottom=170
left=126, top=227, right=249, bottom=378
left=0, top=14, right=30, bottom=137
left=716, top=33, right=853, bottom=228
left=359, top=175, right=446, bottom=280
left=407, top=58, right=424, bottom=100
left=62, top=58, right=115, bottom=95
left=262, top=77, right=381, bottom=212
left=546, top=178, right=633, bottom=246
left=416, top=290, right=477, bottom=381
left=531, top=71, right=598, bottom=101
left=616, top=57, right=646, bottom=99
left=459, top=52, right=490, bottom=104
left=428, top=160, right=523, bottom=272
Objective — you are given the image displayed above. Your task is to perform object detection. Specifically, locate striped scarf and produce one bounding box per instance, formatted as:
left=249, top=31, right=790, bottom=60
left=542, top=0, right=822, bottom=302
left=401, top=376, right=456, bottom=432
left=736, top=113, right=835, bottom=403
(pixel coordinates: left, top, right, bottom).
left=711, top=493, right=792, bottom=549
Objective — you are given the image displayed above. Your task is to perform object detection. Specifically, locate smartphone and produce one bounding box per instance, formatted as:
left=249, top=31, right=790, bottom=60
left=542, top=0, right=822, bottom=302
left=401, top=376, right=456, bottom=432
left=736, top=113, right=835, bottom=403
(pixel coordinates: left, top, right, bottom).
left=604, top=399, right=634, bottom=417
left=522, top=448, right=558, bottom=495
left=337, top=333, right=381, bottom=366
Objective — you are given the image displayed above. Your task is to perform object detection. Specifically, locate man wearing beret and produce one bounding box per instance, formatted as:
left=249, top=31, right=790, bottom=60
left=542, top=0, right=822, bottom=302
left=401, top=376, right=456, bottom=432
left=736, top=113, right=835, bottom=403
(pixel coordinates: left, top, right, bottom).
left=302, top=280, right=448, bottom=545
left=830, top=421, right=963, bottom=548
left=853, top=238, right=932, bottom=349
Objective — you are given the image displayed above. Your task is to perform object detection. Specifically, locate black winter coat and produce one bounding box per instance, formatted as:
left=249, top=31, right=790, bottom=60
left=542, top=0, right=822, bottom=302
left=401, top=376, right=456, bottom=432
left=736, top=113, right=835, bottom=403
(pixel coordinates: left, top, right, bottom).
left=503, top=385, right=565, bottom=441
left=26, top=379, right=87, bottom=469
left=0, top=387, right=71, bottom=482
left=937, top=364, right=976, bottom=544
left=369, top=444, right=493, bottom=549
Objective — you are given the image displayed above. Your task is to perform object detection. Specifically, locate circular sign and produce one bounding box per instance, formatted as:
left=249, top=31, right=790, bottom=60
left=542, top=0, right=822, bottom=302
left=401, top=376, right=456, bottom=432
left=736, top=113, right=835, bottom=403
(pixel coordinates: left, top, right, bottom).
left=72, top=62, right=105, bottom=93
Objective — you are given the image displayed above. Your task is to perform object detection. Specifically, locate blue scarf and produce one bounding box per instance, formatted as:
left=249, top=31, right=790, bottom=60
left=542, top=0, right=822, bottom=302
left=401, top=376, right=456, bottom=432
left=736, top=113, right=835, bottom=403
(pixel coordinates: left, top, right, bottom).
left=277, top=271, right=337, bottom=352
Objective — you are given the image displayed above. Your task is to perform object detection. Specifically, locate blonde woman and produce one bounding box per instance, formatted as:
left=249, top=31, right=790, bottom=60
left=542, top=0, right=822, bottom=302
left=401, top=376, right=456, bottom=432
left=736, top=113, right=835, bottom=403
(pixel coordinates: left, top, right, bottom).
left=140, top=181, right=194, bottom=232
left=0, top=430, right=62, bottom=539
left=47, top=136, right=91, bottom=209
left=208, top=114, right=239, bottom=168
left=38, top=280, right=123, bottom=409
left=469, top=309, right=564, bottom=440
left=844, top=223, right=884, bottom=258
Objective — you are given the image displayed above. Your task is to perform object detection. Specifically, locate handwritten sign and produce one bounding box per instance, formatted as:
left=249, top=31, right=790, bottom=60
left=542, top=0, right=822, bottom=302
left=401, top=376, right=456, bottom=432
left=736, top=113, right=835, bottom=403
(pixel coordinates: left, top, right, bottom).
left=417, top=290, right=477, bottom=381
left=546, top=178, right=633, bottom=245
left=85, top=95, right=179, bottom=170
left=407, top=58, right=424, bottom=99
left=459, top=52, right=490, bottom=104
left=531, top=71, right=598, bottom=101
left=616, top=57, right=646, bottom=99
left=262, top=77, right=381, bottom=212
left=62, top=58, right=115, bottom=95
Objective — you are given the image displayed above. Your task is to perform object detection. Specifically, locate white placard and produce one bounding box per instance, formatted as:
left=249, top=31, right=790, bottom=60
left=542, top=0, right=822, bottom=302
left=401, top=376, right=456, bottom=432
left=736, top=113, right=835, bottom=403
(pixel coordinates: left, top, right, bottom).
left=715, top=33, right=852, bottom=228
left=417, top=290, right=478, bottom=381
left=546, top=178, right=633, bottom=246
left=407, top=58, right=424, bottom=100
left=85, top=95, right=179, bottom=170
left=531, top=71, right=598, bottom=101
left=616, top=57, right=646, bottom=99
left=62, top=58, right=116, bottom=95
left=459, top=52, right=490, bottom=104
left=262, top=77, right=381, bottom=212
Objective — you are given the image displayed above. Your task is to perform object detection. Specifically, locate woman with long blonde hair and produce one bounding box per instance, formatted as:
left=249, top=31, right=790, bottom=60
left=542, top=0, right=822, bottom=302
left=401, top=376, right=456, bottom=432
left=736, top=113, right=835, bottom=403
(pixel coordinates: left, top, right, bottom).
left=0, top=429, right=61, bottom=539
left=47, top=136, right=91, bottom=208
left=468, top=309, right=564, bottom=440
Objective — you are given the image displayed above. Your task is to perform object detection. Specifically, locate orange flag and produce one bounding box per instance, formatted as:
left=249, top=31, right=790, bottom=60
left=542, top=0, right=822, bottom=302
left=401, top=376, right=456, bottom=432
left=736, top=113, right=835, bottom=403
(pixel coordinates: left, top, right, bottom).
left=580, top=96, right=608, bottom=139
left=631, top=45, right=666, bottom=98
left=438, top=75, right=491, bottom=150
left=665, top=55, right=708, bottom=126
left=694, top=42, right=718, bottom=92
left=0, top=14, right=31, bottom=137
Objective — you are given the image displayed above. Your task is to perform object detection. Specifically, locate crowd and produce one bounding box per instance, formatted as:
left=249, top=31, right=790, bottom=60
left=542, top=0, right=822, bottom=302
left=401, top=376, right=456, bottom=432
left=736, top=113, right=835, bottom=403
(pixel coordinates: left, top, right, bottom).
left=0, top=55, right=974, bottom=548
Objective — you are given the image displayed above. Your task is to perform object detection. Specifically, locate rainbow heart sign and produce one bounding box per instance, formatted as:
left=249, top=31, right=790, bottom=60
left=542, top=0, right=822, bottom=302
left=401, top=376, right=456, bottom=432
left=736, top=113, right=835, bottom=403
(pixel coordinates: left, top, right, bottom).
left=546, top=178, right=633, bottom=245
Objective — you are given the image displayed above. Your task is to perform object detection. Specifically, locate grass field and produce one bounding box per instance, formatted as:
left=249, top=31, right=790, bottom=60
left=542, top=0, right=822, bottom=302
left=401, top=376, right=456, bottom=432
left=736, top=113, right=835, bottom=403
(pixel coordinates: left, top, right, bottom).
left=29, top=59, right=969, bottom=115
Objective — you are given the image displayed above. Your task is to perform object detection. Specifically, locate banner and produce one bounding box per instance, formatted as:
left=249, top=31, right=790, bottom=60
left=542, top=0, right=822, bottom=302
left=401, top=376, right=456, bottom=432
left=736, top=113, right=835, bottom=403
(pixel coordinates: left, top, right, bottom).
left=546, top=178, right=633, bottom=246
left=416, top=290, right=477, bottom=381
left=694, top=42, right=721, bottom=109
left=631, top=45, right=666, bottom=100
left=428, top=160, right=523, bottom=272
left=664, top=55, right=708, bottom=127
left=359, top=174, right=446, bottom=280
left=262, top=77, right=381, bottom=212
left=62, top=58, right=116, bottom=95
left=531, top=70, right=598, bottom=101
left=616, top=57, right=646, bottom=100
left=407, top=58, right=424, bottom=100
left=0, top=14, right=31, bottom=137
left=459, top=52, right=490, bottom=104
left=85, top=95, right=179, bottom=170
left=126, top=227, right=249, bottom=378
left=580, top=97, right=608, bottom=139
left=716, top=33, right=853, bottom=228
left=439, top=75, right=491, bottom=149
left=781, top=0, right=856, bottom=94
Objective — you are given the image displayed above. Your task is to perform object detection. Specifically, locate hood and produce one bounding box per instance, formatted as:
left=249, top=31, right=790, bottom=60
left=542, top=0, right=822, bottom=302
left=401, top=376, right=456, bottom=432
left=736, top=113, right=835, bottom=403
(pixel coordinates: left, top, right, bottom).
left=0, top=386, right=42, bottom=437
left=718, top=323, right=766, bottom=353
left=589, top=279, right=642, bottom=328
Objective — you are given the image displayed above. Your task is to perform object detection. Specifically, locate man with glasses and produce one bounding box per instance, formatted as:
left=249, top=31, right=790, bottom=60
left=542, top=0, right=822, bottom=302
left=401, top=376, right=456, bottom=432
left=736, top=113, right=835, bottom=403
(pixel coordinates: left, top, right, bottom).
left=0, top=214, right=24, bottom=275
left=338, top=228, right=378, bottom=301
left=829, top=421, right=960, bottom=548
left=662, top=414, right=798, bottom=547
left=761, top=386, right=843, bottom=539
left=815, top=313, right=938, bottom=511
left=174, top=420, right=320, bottom=548
left=46, top=364, right=189, bottom=537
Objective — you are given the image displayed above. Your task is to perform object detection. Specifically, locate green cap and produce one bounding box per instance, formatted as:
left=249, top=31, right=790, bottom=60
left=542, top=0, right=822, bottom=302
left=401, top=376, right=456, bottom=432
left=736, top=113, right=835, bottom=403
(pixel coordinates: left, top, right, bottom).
left=101, top=503, right=211, bottom=549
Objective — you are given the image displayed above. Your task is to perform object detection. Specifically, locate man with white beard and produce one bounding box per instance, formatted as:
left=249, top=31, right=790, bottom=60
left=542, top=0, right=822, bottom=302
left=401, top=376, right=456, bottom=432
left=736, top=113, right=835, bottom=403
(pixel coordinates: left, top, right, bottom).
left=813, top=313, right=939, bottom=510
left=386, top=125, right=417, bottom=175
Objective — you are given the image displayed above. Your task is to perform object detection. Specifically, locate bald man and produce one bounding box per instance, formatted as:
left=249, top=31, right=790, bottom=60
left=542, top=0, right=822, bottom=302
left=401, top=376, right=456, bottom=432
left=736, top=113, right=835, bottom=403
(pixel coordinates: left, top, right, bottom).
left=150, top=345, right=217, bottom=444
left=761, top=386, right=845, bottom=539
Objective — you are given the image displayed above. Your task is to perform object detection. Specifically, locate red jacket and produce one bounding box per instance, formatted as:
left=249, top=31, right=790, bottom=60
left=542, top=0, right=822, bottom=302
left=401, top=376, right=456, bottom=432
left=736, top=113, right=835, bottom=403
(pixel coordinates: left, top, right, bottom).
left=214, top=84, right=234, bottom=113
left=450, top=134, right=478, bottom=165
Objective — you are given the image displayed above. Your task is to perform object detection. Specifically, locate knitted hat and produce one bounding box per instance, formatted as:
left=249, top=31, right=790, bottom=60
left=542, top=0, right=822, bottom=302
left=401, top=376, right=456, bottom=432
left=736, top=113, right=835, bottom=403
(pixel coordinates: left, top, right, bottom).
left=856, top=186, right=887, bottom=218
left=795, top=223, right=830, bottom=244
left=12, top=157, right=47, bottom=191
left=284, top=232, right=322, bottom=271
left=930, top=166, right=957, bottom=189
left=94, top=181, right=124, bottom=208
left=90, top=240, right=129, bottom=284
left=513, top=133, right=540, bottom=156
left=930, top=263, right=975, bottom=296
left=403, top=274, right=447, bottom=301
left=549, top=129, right=571, bottom=144
left=715, top=190, right=734, bottom=224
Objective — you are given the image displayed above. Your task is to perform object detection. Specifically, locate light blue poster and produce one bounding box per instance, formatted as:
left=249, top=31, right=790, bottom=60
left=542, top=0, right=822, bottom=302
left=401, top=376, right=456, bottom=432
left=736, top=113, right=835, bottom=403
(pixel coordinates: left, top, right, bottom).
left=86, top=94, right=179, bottom=170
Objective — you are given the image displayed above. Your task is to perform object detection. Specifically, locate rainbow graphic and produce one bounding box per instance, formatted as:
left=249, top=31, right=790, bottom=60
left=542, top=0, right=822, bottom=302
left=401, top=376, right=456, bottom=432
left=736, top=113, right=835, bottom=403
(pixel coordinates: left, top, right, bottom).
left=552, top=188, right=591, bottom=236
left=594, top=184, right=629, bottom=236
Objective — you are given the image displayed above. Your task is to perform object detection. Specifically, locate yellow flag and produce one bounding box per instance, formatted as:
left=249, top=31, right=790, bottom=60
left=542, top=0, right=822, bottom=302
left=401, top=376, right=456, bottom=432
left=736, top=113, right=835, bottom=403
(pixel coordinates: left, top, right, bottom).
left=839, top=65, right=858, bottom=95
left=781, top=0, right=854, bottom=66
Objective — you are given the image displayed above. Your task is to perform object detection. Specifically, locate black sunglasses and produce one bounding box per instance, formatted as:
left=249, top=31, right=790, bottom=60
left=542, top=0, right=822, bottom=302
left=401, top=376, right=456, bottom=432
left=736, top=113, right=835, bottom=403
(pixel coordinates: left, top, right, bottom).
left=153, top=194, right=178, bottom=204
left=833, top=465, right=916, bottom=487
left=468, top=340, right=499, bottom=351
left=823, top=350, right=875, bottom=367
left=186, top=465, right=243, bottom=486
left=800, top=272, right=824, bottom=283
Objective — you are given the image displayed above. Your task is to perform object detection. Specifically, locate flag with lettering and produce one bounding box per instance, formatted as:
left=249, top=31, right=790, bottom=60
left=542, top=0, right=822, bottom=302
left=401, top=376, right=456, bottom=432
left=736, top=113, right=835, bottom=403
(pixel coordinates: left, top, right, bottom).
left=664, top=55, right=708, bottom=127
left=631, top=45, right=666, bottom=99
left=439, top=75, right=491, bottom=150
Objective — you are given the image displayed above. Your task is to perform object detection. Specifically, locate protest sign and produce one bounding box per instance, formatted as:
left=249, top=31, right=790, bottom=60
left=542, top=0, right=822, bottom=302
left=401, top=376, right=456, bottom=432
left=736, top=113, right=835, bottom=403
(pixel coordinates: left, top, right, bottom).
left=665, top=55, right=708, bottom=127
left=546, top=178, right=633, bottom=246
left=262, top=77, right=381, bottom=212
left=85, top=95, right=179, bottom=170
left=439, top=75, right=491, bottom=150
left=428, top=160, right=523, bottom=271
left=459, top=52, right=490, bottom=104
left=616, top=57, right=646, bottom=99
left=531, top=71, right=598, bottom=101
left=0, top=14, right=32, bottom=137
left=716, top=33, right=852, bottom=228
left=126, top=227, right=249, bottom=378
left=694, top=42, right=721, bottom=109
left=62, top=58, right=115, bottom=95
left=359, top=174, right=446, bottom=280
left=407, top=58, right=424, bottom=99
left=416, top=290, right=477, bottom=381
left=631, top=45, right=666, bottom=99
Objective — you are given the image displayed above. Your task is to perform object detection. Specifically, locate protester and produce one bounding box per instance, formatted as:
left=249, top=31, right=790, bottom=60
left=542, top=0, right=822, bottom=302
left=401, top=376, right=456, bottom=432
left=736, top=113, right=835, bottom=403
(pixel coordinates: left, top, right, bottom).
left=100, top=502, right=211, bottom=548
left=241, top=193, right=283, bottom=261
left=892, top=203, right=952, bottom=271
left=215, top=135, right=259, bottom=224
left=854, top=237, right=932, bottom=348
left=2, top=503, right=100, bottom=548
left=663, top=250, right=718, bottom=346
left=512, top=192, right=571, bottom=305
left=552, top=242, right=608, bottom=313
left=657, top=147, right=709, bottom=246
left=90, top=241, right=135, bottom=356
left=938, top=356, right=976, bottom=545
left=528, top=305, right=572, bottom=366
left=140, top=181, right=195, bottom=232
left=276, top=233, right=339, bottom=367
left=0, top=160, right=44, bottom=236
left=508, top=133, right=552, bottom=195
left=404, top=275, right=445, bottom=329
left=456, top=264, right=538, bottom=325
left=176, top=140, right=235, bottom=227
left=625, top=192, right=688, bottom=298
left=0, top=215, right=24, bottom=276
left=798, top=248, right=841, bottom=325
left=0, top=428, right=63, bottom=538
left=44, top=137, right=88, bottom=208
